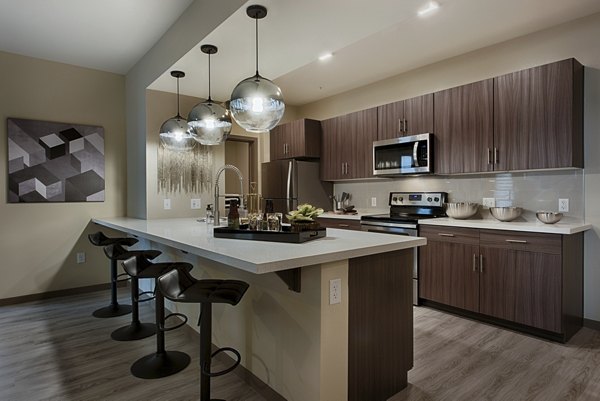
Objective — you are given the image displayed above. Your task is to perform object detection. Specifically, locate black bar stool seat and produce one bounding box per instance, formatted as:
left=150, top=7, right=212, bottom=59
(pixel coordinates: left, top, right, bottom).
left=88, top=231, right=139, bottom=318
left=122, top=255, right=194, bottom=379
left=158, top=267, right=249, bottom=401
left=103, top=243, right=162, bottom=341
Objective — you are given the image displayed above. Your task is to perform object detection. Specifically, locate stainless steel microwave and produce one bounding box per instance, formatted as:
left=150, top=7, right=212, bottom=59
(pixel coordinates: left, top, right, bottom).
left=372, top=133, right=432, bottom=175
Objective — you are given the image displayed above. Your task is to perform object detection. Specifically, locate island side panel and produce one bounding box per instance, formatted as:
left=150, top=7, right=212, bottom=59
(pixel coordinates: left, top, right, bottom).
left=320, top=259, right=349, bottom=401
left=348, top=249, right=413, bottom=401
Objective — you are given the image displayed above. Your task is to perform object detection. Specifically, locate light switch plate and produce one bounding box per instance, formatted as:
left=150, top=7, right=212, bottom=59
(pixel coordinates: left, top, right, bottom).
left=191, top=199, right=201, bottom=209
left=371, top=197, right=377, bottom=207
left=164, top=198, right=171, bottom=210
left=76, top=252, right=86, bottom=264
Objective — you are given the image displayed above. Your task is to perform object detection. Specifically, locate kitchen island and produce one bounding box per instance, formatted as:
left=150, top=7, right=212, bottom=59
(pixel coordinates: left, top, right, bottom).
left=93, top=217, right=426, bottom=401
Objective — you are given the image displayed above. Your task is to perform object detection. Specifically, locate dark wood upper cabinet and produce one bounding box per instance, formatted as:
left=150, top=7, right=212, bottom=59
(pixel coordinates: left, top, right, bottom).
left=494, top=58, right=583, bottom=170
left=434, top=79, right=494, bottom=174
left=377, top=94, right=433, bottom=140
left=269, top=118, right=321, bottom=161
left=320, top=108, right=377, bottom=181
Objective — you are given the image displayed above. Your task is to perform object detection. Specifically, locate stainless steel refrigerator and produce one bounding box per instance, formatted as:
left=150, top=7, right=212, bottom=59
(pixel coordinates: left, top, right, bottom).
left=261, top=160, right=332, bottom=214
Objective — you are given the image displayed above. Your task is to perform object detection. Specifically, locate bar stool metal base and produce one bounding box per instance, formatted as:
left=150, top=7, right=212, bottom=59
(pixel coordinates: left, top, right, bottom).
left=111, top=322, right=156, bottom=341
left=130, top=351, right=190, bottom=379
left=92, top=304, right=132, bottom=318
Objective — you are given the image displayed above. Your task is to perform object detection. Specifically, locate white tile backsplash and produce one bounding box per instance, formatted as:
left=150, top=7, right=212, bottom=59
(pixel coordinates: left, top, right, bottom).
left=333, top=169, right=584, bottom=221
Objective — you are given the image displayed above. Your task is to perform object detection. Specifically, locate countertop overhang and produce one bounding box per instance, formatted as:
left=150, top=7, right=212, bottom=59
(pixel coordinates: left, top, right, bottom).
left=419, top=217, right=592, bottom=234
left=92, top=217, right=426, bottom=274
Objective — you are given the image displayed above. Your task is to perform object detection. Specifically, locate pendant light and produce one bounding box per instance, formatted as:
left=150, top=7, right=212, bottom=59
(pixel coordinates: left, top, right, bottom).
left=188, top=45, right=232, bottom=145
left=229, top=5, right=285, bottom=133
left=159, top=70, right=195, bottom=151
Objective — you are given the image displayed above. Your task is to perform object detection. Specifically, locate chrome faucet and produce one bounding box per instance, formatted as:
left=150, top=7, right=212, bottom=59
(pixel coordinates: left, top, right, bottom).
left=214, top=164, right=244, bottom=225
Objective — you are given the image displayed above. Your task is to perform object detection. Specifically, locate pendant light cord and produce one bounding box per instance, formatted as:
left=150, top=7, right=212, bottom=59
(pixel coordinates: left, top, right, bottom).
left=255, top=16, right=259, bottom=76
left=207, top=53, right=212, bottom=102
left=176, top=76, right=181, bottom=118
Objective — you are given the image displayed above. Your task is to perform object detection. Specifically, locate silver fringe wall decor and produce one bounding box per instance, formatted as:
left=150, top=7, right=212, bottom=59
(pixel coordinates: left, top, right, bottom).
left=158, top=144, right=213, bottom=194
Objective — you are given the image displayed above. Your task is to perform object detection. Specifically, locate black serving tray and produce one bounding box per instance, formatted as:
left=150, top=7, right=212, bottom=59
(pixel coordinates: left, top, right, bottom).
left=213, top=227, right=326, bottom=243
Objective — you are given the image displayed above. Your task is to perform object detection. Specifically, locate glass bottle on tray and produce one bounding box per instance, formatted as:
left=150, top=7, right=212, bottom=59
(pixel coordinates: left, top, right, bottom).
left=227, top=199, right=240, bottom=229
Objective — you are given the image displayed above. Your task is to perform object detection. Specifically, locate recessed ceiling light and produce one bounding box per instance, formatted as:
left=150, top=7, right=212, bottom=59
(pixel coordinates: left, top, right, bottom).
left=418, top=1, right=439, bottom=16
left=319, top=52, right=333, bottom=61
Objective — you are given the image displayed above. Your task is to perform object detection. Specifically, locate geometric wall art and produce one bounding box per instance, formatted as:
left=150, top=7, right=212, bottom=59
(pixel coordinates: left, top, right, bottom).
left=7, top=118, right=105, bottom=202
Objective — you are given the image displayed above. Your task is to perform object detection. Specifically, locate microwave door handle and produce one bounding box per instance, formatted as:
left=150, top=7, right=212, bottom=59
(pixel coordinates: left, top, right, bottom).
left=412, top=141, right=420, bottom=167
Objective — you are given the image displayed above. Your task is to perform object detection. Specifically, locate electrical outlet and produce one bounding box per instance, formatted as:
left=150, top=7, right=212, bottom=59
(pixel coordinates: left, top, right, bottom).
left=76, top=252, right=86, bottom=264
left=163, top=198, right=171, bottom=210
left=191, top=198, right=202, bottom=209
left=559, top=198, right=569, bottom=212
left=482, top=198, right=496, bottom=208
left=371, top=197, right=377, bottom=207
left=329, top=278, right=341, bottom=305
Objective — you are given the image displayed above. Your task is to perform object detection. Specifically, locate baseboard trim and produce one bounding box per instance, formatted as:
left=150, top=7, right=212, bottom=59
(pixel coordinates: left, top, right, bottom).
left=0, top=282, right=123, bottom=306
left=179, top=315, right=286, bottom=401
left=583, top=318, right=600, bottom=331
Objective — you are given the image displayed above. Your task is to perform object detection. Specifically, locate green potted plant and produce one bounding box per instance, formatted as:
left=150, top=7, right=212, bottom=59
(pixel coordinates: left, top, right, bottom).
left=286, top=204, right=324, bottom=232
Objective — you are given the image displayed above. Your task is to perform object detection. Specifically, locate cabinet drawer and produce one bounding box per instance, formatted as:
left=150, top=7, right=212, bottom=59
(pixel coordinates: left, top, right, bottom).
left=480, top=230, right=561, bottom=254
left=419, top=226, right=479, bottom=245
left=318, top=218, right=362, bottom=231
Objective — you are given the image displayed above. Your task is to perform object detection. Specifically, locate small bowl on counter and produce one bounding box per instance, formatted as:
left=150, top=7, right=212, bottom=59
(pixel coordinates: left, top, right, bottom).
left=489, top=206, right=523, bottom=222
left=445, top=202, right=479, bottom=219
left=536, top=211, right=563, bottom=224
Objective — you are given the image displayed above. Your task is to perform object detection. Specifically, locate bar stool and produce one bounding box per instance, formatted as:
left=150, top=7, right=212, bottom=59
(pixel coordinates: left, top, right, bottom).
left=157, top=267, right=249, bottom=401
left=102, top=243, right=162, bottom=341
left=122, top=255, right=193, bottom=379
left=88, top=231, right=139, bottom=318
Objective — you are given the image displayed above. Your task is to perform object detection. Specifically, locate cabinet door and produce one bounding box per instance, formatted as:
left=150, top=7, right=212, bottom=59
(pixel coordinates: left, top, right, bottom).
left=479, top=247, right=516, bottom=322
left=377, top=100, right=404, bottom=140
left=346, top=108, right=377, bottom=179
left=317, top=217, right=362, bottom=231
left=269, top=124, right=287, bottom=161
left=404, top=94, right=434, bottom=136
left=494, top=58, right=583, bottom=170
left=514, top=251, right=562, bottom=333
left=418, top=227, right=480, bottom=312
left=434, top=79, right=494, bottom=174
left=320, top=116, right=345, bottom=180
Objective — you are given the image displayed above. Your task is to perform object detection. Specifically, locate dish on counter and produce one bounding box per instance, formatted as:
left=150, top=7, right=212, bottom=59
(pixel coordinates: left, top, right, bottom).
left=489, top=206, right=523, bottom=222
left=445, top=202, right=479, bottom=219
left=536, top=211, right=563, bottom=224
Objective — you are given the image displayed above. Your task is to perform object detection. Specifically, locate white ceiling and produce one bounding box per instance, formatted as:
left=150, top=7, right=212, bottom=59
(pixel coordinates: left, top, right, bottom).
left=1, top=0, right=599, bottom=105
left=0, top=0, right=194, bottom=73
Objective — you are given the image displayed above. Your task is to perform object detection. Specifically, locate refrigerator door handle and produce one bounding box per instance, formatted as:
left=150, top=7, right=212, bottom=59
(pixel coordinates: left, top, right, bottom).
left=286, top=160, right=293, bottom=208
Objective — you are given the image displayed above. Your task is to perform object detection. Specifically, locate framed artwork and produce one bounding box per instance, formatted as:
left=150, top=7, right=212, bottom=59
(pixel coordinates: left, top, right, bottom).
left=7, top=118, right=105, bottom=202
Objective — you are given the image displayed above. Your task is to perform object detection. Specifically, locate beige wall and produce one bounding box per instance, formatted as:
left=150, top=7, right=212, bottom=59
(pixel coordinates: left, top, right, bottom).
left=298, top=12, right=600, bottom=321
left=0, top=50, right=127, bottom=299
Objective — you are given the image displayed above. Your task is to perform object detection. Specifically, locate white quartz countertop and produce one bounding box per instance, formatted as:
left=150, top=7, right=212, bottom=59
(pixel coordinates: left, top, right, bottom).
left=92, top=217, right=426, bottom=274
left=419, top=217, right=592, bottom=235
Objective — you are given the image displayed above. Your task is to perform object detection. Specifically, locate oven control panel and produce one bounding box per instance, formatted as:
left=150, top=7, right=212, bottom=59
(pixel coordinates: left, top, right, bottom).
left=388, top=192, right=446, bottom=207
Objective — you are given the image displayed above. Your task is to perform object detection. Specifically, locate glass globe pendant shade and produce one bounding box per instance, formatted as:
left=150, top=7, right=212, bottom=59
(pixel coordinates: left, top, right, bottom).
left=159, top=115, right=196, bottom=151
left=188, top=101, right=232, bottom=145
left=229, top=73, right=285, bottom=133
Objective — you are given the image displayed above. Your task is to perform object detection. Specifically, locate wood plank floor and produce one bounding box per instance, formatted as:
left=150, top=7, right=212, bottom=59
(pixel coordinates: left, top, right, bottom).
left=2, top=290, right=600, bottom=400
left=392, top=307, right=600, bottom=401
left=0, top=289, right=266, bottom=401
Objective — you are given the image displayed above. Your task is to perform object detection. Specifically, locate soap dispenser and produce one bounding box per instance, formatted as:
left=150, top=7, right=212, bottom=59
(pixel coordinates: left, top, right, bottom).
left=206, top=204, right=214, bottom=225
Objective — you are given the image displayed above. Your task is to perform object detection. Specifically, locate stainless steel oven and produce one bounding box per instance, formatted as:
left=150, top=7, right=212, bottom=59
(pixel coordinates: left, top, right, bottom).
left=360, top=191, right=447, bottom=305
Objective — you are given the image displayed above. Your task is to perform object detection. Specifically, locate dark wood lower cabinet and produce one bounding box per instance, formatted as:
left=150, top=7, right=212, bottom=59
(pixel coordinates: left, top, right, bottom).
left=348, top=249, right=413, bottom=401
left=419, top=226, right=583, bottom=342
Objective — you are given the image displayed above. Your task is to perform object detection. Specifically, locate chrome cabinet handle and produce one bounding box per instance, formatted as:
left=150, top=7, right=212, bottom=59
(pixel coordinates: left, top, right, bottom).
left=437, top=233, right=455, bottom=237
left=398, top=119, right=403, bottom=133
left=473, top=254, right=477, bottom=272
left=505, top=239, right=528, bottom=244
left=494, top=147, right=499, bottom=165
left=479, top=254, right=483, bottom=272
left=341, top=163, right=344, bottom=175
left=338, top=224, right=350, bottom=227
left=487, top=148, right=492, bottom=165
